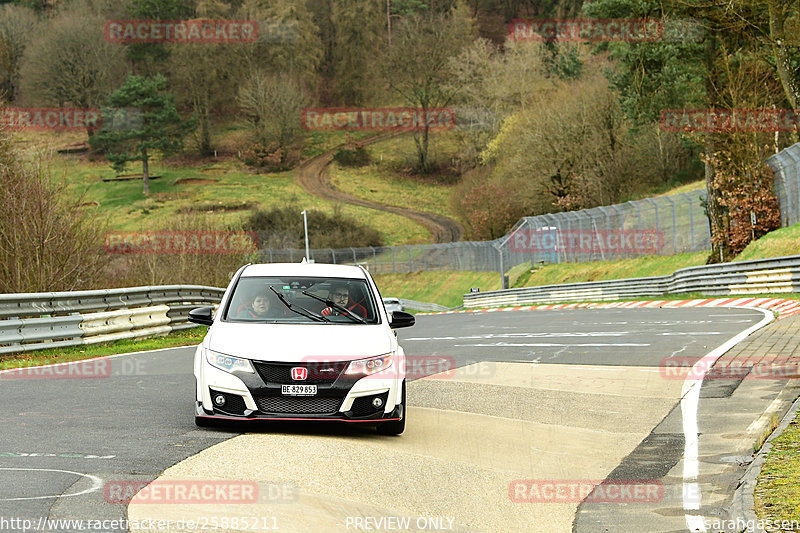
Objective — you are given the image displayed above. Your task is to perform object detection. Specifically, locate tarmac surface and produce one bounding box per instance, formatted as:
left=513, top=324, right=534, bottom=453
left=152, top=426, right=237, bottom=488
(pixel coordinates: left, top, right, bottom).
left=1, top=306, right=797, bottom=532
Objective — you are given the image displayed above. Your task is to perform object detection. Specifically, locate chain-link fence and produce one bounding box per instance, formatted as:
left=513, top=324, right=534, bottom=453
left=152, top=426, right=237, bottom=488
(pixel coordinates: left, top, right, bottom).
left=253, top=142, right=800, bottom=275
left=255, top=189, right=711, bottom=275
left=767, top=142, right=800, bottom=228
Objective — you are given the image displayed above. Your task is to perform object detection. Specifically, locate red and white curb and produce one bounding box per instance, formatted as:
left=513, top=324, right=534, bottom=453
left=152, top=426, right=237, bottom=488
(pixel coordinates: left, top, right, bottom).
left=420, top=297, right=800, bottom=320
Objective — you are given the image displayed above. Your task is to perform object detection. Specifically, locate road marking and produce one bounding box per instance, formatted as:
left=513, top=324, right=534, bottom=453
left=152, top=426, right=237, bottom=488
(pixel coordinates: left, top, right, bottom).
left=0, top=468, right=103, bottom=501
left=405, top=332, right=724, bottom=341
left=454, top=343, right=650, bottom=347
left=679, top=307, right=773, bottom=532
left=0, top=452, right=114, bottom=459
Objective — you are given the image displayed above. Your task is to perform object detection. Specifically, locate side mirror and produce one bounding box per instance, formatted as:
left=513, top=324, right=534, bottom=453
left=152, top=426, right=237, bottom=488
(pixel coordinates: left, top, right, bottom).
left=389, top=310, right=415, bottom=329
left=188, top=306, right=214, bottom=326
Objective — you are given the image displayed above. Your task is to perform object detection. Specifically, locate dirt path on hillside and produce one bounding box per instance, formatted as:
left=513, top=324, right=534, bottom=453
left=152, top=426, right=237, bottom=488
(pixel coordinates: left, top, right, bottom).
left=295, top=133, right=463, bottom=243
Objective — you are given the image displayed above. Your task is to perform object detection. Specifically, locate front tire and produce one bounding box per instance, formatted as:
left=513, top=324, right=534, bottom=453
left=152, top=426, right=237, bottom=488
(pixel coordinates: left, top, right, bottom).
left=377, top=380, right=406, bottom=435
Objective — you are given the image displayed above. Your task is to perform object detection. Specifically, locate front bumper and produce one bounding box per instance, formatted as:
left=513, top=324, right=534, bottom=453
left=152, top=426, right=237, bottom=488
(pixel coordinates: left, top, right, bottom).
left=197, top=357, right=403, bottom=422
left=195, top=400, right=403, bottom=423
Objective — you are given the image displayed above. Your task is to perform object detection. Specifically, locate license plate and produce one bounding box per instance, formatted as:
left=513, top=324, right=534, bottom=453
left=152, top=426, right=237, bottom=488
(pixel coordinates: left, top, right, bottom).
left=281, top=384, right=317, bottom=396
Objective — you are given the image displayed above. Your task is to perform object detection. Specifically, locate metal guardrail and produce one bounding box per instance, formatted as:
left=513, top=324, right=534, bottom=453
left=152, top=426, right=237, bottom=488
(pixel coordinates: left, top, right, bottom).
left=0, top=285, right=225, bottom=355
left=398, top=299, right=458, bottom=312
left=463, top=254, right=800, bottom=308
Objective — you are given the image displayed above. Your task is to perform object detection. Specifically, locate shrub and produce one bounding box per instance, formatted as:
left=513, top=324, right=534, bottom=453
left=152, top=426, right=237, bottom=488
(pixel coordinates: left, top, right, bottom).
left=333, top=145, right=371, bottom=167
left=240, top=142, right=301, bottom=172
left=243, top=205, right=383, bottom=250
left=0, top=123, right=109, bottom=292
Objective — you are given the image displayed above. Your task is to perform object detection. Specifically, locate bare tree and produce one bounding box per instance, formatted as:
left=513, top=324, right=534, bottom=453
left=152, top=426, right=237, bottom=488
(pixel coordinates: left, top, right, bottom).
left=0, top=122, right=109, bottom=293
left=0, top=4, right=37, bottom=102
left=18, top=7, right=127, bottom=126
left=382, top=4, right=475, bottom=172
left=238, top=72, right=309, bottom=152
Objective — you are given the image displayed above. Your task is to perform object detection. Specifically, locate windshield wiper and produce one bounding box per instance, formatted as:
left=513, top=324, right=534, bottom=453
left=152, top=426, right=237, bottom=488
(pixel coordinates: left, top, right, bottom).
left=269, top=287, right=328, bottom=322
left=301, top=290, right=367, bottom=324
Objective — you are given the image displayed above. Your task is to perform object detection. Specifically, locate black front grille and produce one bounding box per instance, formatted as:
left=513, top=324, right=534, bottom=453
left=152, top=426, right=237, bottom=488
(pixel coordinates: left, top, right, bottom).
left=209, top=389, right=248, bottom=416
left=253, top=361, right=348, bottom=385
left=255, top=396, right=343, bottom=415
left=350, top=393, right=389, bottom=416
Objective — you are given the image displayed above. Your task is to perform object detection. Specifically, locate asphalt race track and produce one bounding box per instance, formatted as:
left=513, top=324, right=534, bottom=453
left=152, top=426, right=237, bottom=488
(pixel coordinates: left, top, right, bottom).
left=0, top=306, right=789, bottom=532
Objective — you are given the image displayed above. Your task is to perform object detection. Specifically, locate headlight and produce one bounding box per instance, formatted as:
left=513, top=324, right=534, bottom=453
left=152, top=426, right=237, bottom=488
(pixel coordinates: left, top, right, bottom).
left=344, top=354, right=392, bottom=376
left=206, top=349, right=254, bottom=374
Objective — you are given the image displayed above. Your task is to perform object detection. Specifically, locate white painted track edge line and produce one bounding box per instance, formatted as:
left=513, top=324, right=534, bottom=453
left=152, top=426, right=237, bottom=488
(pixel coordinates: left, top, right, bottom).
left=681, top=306, right=774, bottom=532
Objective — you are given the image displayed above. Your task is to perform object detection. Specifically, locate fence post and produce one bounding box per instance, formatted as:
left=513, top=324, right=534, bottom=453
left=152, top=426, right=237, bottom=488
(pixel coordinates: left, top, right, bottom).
left=350, top=247, right=356, bottom=264
left=391, top=246, right=395, bottom=273
left=681, top=192, right=696, bottom=250
left=645, top=198, right=660, bottom=253
left=664, top=196, right=677, bottom=254
left=495, top=244, right=506, bottom=289
left=372, top=246, right=377, bottom=271
left=289, top=249, right=294, bottom=262
left=330, top=248, right=336, bottom=264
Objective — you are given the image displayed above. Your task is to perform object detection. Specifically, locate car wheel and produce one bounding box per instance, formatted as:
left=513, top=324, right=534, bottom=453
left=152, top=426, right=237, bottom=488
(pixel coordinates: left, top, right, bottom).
left=377, top=380, right=406, bottom=435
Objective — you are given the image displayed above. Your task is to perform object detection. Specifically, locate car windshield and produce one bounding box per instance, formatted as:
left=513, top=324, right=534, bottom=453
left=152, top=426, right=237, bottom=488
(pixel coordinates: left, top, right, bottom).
left=224, top=276, right=378, bottom=324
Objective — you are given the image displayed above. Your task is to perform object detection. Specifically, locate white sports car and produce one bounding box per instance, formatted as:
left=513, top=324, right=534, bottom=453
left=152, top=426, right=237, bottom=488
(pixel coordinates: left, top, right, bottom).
left=189, top=262, right=415, bottom=435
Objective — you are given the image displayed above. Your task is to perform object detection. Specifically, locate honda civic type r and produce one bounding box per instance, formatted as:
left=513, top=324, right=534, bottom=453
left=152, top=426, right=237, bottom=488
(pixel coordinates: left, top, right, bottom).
left=189, top=263, right=415, bottom=435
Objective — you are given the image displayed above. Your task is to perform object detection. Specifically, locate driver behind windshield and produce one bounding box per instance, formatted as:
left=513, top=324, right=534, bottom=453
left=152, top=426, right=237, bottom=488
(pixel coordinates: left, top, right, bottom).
left=322, top=283, right=367, bottom=319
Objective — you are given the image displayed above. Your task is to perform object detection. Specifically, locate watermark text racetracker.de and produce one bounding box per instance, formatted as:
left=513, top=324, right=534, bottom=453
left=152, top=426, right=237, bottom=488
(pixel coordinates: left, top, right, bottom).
left=509, top=18, right=662, bottom=42
left=509, top=18, right=703, bottom=42
left=509, top=229, right=663, bottom=255
left=509, top=479, right=663, bottom=503
left=1, top=107, right=142, bottom=132
left=104, top=480, right=297, bottom=505
left=299, top=355, right=496, bottom=381
left=1, top=108, right=100, bottom=131
left=104, top=231, right=258, bottom=255
left=0, top=516, right=279, bottom=532
left=301, top=107, right=456, bottom=132
left=0, top=358, right=145, bottom=380
left=104, top=19, right=258, bottom=43
left=660, top=108, right=800, bottom=132
left=660, top=356, right=800, bottom=381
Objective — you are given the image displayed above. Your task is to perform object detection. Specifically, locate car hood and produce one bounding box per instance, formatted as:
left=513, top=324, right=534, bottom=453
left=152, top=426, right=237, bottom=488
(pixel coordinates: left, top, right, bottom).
left=207, top=322, right=394, bottom=362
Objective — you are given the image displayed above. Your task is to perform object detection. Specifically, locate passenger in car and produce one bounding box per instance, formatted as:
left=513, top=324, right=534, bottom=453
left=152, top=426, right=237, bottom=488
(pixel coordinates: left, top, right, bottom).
left=236, top=290, right=281, bottom=319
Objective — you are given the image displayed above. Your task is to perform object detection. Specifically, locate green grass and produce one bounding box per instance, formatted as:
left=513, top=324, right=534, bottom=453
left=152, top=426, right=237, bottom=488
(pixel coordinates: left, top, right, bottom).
left=330, top=163, right=458, bottom=219
left=373, top=270, right=501, bottom=308
left=509, top=221, right=800, bottom=288
left=364, top=131, right=461, bottom=170
left=755, top=408, right=800, bottom=526
left=47, top=146, right=430, bottom=246
left=302, top=130, right=376, bottom=159
left=0, top=327, right=207, bottom=369
left=653, top=179, right=705, bottom=197
left=512, top=252, right=709, bottom=287
left=735, top=223, right=800, bottom=262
